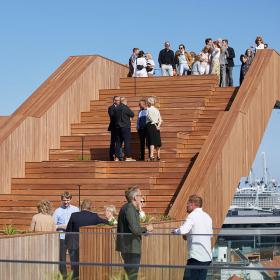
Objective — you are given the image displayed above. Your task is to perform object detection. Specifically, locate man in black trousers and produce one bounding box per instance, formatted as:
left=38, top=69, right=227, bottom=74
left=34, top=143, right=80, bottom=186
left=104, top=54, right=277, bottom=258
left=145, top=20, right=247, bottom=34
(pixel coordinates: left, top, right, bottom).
left=115, top=97, right=135, bottom=161
left=116, top=186, right=153, bottom=280
left=108, top=96, right=121, bottom=161
left=223, top=39, right=235, bottom=86
left=66, top=199, right=108, bottom=279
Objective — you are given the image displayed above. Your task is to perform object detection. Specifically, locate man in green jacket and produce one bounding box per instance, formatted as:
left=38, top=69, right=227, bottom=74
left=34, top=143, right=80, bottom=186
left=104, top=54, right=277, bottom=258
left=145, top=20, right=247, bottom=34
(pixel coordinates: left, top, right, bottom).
left=116, top=186, right=153, bottom=280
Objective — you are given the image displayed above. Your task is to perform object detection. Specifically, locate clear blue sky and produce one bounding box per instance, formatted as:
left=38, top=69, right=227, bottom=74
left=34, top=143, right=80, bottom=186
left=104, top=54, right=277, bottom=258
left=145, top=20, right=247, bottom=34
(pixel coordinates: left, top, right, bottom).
left=0, top=0, right=279, bottom=180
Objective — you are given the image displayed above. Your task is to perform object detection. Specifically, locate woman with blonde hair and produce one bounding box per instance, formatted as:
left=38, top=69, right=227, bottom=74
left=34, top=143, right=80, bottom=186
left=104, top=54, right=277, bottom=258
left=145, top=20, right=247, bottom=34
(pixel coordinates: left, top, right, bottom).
left=210, top=41, right=221, bottom=84
left=30, top=200, right=56, bottom=232
left=104, top=205, right=118, bottom=225
left=145, top=53, right=155, bottom=76
left=146, top=97, right=162, bottom=161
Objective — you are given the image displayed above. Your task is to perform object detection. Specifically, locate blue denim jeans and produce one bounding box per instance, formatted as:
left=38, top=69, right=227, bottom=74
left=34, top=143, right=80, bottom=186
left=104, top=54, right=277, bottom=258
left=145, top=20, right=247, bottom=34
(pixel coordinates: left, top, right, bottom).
left=179, top=63, right=189, bottom=76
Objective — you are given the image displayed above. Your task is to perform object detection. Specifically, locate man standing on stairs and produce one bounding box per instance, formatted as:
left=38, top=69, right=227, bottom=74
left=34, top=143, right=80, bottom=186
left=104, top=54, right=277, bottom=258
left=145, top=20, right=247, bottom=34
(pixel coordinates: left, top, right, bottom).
left=172, top=195, right=213, bottom=280
left=158, top=41, right=176, bottom=76
left=53, top=191, right=79, bottom=277
left=115, top=97, right=136, bottom=161
left=108, top=96, right=121, bottom=161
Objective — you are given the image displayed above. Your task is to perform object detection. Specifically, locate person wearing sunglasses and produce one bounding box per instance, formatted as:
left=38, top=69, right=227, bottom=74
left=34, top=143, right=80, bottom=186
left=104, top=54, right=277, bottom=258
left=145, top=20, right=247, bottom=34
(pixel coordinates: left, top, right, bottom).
left=175, top=44, right=193, bottom=76
left=255, top=36, right=265, bottom=50
left=139, top=198, right=146, bottom=223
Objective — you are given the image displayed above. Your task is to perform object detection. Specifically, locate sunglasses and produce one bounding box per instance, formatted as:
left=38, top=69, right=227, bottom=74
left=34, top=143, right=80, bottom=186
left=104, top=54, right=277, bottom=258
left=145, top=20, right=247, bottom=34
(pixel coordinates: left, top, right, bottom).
left=141, top=200, right=145, bottom=203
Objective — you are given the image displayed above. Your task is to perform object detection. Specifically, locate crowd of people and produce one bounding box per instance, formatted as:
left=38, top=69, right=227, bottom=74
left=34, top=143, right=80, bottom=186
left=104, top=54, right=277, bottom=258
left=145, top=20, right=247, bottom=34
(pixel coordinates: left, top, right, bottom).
left=108, top=95, right=162, bottom=162
left=30, top=189, right=211, bottom=280
left=29, top=190, right=147, bottom=279
left=128, top=36, right=268, bottom=87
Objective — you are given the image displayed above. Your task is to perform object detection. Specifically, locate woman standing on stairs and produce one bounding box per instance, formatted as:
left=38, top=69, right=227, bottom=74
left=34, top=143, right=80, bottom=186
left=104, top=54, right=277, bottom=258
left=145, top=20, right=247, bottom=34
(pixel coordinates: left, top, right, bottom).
left=146, top=97, right=162, bottom=161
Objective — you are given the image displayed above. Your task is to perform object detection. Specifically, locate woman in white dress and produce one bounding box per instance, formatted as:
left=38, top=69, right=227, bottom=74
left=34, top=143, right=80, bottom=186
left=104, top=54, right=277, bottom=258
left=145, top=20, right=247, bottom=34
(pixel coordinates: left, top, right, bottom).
left=210, top=41, right=221, bottom=84
left=200, top=46, right=211, bottom=75
left=133, top=50, right=148, bottom=77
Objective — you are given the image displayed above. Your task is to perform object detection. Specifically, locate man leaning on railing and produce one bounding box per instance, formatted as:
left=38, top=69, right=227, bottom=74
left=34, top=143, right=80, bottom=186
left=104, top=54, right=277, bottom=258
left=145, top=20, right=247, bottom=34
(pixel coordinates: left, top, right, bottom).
left=172, top=195, right=213, bottom=280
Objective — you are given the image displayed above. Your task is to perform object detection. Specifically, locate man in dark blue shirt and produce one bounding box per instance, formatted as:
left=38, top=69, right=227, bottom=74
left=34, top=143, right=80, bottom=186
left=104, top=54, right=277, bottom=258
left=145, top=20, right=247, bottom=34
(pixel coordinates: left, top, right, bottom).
left=223, top=39, right=235, bottom=86
left=66, top=199, right=108, bottom=279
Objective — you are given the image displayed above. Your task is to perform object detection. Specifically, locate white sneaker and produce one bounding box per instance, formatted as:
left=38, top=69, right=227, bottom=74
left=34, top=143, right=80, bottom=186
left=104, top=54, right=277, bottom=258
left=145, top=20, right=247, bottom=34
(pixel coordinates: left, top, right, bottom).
left=125, top=158, right=136, bottom=162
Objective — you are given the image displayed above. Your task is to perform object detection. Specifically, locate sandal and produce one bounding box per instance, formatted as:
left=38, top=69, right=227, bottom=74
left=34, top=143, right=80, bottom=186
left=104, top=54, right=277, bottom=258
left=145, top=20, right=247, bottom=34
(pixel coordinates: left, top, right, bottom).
left=146, top=157, right=155, bottom=162
left=156, top=157, right=161, bottom=161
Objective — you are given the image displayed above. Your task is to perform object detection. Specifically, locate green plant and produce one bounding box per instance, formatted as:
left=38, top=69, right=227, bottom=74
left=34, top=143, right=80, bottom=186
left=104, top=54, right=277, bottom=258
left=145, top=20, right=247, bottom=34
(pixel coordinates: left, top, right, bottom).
left=3, top=224, right=17, bottom=235
left=110, top=271, right=129, bottom=280
left=159, top=215, right=172, bottom=221
left=140, top=214, right=155, bottom=224
left=47, top=271, right=73, bottom=280
left=110, top=271, right=145, bottom=280
left=76, top=155, right=91, bottom=161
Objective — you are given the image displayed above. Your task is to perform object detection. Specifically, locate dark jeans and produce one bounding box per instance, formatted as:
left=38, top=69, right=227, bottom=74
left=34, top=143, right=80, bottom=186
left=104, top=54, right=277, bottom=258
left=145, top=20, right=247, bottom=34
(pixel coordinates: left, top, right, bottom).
left=69, top=249, right=79, bottom=280
left=59, top=239, right=67, bottom=277
left=183, top=258, right=211, bottom=280
left=121, top=253, right=141, bottom=280
left=116, top=127, right=132, bottom=159
left=138, top=128, right=147, bottom=160
left=109, top=128, right=118, bottom=161
left=226, top=66, right=234, bottom=86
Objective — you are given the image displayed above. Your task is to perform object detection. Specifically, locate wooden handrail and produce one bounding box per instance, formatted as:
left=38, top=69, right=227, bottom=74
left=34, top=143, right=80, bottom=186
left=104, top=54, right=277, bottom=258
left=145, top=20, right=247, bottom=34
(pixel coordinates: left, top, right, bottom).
left=169, top=49, right=280, bottom=228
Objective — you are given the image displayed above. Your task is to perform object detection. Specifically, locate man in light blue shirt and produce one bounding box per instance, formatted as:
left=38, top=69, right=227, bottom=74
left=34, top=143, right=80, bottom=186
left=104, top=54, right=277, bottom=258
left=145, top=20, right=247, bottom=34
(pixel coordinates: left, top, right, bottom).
left=53, top=191, right=79, bottom=277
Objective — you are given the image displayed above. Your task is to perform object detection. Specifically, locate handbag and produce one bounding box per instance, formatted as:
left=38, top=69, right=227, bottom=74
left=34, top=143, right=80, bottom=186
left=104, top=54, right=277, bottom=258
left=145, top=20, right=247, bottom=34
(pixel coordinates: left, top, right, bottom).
left=136, top=58, right=144, bottom=71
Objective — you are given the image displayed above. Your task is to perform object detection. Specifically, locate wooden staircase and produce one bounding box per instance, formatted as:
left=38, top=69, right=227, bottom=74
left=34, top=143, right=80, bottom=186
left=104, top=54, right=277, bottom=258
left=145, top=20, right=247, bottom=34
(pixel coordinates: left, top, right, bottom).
left=0, top=75, right=237, bottom=229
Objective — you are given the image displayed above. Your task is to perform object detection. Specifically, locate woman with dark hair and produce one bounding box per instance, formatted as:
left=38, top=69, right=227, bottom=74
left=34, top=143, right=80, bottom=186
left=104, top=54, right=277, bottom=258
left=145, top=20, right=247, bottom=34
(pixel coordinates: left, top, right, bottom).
left=175, top=44, right=193, bottom=76
left=245, top=48, right=254, bottom=66
left=133, top=50, right=148, bottom=77
left=255, top=36, right=265, bottom=50
left=240, top=55, right=250, bottom=85
left=146, top=97, right=162, bottom=161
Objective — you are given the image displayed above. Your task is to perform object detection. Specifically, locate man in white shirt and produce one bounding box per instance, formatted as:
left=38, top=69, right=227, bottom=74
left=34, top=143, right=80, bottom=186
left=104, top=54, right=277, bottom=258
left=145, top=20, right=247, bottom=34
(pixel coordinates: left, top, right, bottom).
left=172, top=195, right=212, bottom=280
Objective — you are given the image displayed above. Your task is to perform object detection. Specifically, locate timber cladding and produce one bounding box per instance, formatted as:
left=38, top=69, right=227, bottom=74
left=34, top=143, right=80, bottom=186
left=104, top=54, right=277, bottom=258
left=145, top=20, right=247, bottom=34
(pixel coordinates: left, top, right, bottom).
left=0, top=232, right=59, bottom=280
left=169, top=50, right=280, bottom=228
left=0, top=56, right=128, bottom=193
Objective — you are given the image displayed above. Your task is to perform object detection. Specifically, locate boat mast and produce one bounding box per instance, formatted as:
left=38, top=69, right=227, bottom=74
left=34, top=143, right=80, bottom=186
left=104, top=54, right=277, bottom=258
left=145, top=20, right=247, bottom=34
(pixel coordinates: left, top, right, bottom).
left=262, top=152, right=268, bottom=185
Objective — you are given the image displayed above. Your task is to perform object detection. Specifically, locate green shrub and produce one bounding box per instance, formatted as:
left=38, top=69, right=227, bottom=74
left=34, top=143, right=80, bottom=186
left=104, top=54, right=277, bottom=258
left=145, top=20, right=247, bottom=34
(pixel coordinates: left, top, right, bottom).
left=140, top=214, right=155, bottom=224
left=3, top=224, right=17, bottom=235
left=76, top=155, right=91, bottom=161
left=47, top=271, right=73, bottom=280
left=159, top=215, right=172, bottom=221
